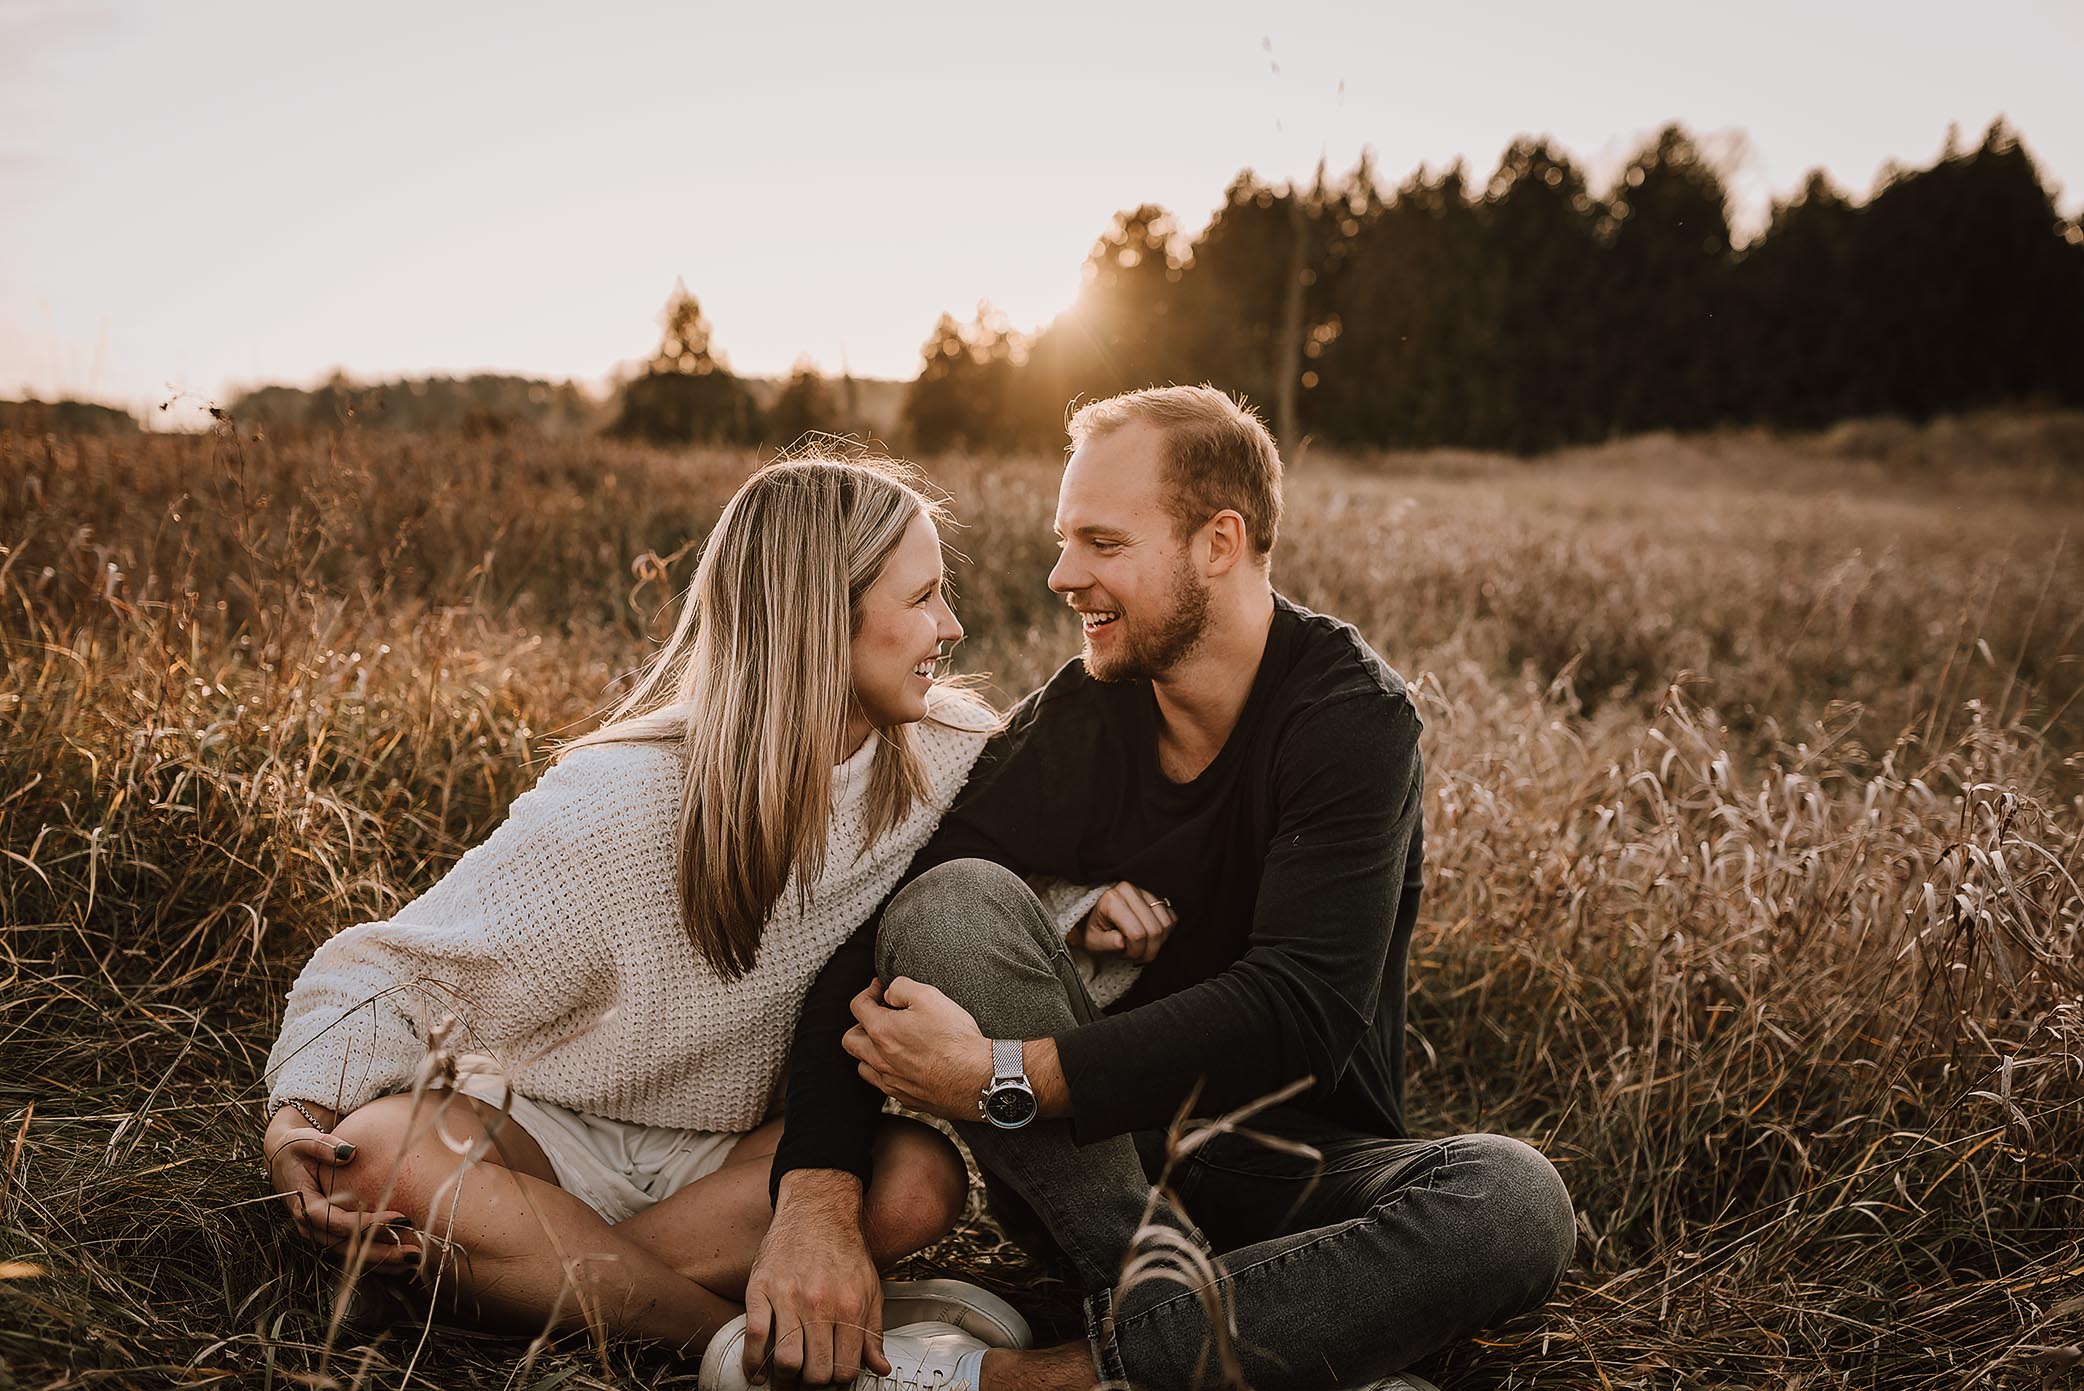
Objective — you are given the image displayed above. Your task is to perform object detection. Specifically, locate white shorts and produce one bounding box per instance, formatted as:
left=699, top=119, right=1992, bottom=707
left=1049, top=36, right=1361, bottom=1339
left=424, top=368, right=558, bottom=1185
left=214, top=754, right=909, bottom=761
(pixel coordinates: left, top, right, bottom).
left=450, top=1057, right=745, bottom=1225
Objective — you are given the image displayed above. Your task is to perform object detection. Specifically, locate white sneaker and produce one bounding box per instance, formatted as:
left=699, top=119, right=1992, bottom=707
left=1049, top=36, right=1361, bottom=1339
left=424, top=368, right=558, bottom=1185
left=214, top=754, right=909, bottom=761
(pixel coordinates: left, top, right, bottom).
left=881, top=1279, right=1032, bottom=1349
left=699, top=1317, right=988, bottom=1391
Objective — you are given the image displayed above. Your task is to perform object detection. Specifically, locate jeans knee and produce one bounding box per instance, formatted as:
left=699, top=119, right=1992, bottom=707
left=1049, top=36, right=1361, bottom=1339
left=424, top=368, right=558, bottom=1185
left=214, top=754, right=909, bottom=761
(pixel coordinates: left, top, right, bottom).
left=879, top=858, right=1049, bottom=982
left=1447, top=1133, right=1575, bottom=1307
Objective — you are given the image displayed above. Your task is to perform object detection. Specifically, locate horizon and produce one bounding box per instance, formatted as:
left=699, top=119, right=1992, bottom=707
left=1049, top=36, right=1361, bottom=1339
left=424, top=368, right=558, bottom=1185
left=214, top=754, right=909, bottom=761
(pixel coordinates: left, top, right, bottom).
left=4, top=0, right=2081, bottom=430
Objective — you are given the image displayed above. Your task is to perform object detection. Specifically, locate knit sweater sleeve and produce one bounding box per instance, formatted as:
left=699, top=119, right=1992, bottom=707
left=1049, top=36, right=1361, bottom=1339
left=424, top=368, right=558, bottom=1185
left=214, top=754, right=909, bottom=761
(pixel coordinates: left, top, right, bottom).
left=262, top=744, right=669, bottom=1118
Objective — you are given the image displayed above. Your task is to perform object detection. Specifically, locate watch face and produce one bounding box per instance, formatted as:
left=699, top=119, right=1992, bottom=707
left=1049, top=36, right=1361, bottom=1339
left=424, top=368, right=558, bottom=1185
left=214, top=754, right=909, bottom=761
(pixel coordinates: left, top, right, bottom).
left=984, top=1083, right=1038, bottom=1127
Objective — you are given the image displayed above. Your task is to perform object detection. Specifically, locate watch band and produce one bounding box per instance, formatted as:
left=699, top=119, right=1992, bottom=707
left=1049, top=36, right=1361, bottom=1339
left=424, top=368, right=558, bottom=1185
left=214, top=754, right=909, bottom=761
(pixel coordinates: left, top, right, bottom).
left=991, top=1037, right=1025, bottom=1082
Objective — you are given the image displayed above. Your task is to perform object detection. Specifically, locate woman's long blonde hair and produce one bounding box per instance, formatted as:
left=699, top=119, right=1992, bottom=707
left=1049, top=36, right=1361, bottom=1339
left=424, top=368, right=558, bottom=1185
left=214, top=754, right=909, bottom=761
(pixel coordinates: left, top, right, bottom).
left=565, top=456, right=967, bottom=981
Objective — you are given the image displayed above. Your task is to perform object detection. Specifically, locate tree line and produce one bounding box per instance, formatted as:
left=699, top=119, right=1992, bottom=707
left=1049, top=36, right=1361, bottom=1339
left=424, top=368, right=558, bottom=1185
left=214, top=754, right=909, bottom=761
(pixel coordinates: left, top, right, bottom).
left=613, top=118, right=2083, bottom=456
left=229, top=371, right=605, bottom=437
left=175, top=118, right=2083, bottom=456
left=903, top=119, right=2084, bottom=454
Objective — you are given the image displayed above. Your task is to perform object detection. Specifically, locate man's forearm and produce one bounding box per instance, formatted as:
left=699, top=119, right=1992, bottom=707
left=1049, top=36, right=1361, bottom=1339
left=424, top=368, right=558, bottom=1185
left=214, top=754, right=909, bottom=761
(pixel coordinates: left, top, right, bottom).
left=1019, top=1038, right=1072, bottom=1119
left=771, top=922, right=886, bottom=1202
left=745, top=1166, right=888, bottom=1386
left=775, top=1168, right=867, bottom=1225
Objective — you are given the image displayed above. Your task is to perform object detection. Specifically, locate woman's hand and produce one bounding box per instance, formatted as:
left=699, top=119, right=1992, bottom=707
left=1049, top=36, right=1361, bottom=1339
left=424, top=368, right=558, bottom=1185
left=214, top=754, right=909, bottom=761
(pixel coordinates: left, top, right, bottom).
left=263, top=1104, right=418, bottom=1269
left=1066, top=881, right=1177, bottom=964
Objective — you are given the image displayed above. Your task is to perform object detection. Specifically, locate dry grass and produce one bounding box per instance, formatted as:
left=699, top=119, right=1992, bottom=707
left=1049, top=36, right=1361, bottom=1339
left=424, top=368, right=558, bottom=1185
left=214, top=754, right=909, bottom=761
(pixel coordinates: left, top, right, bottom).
left=2, top=412, right=2082, bottom=1389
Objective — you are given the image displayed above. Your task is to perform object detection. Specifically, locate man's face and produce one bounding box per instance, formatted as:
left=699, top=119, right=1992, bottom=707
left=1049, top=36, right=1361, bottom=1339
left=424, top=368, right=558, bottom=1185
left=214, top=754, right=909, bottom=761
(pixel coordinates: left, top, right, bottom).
left=1048, top=423, right=1211, bottom=683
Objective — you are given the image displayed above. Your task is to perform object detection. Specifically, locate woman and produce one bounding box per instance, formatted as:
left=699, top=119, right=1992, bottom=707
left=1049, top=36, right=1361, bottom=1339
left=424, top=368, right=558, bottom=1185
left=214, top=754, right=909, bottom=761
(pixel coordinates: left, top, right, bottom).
left=261, top=456, right=1002, bottom=1352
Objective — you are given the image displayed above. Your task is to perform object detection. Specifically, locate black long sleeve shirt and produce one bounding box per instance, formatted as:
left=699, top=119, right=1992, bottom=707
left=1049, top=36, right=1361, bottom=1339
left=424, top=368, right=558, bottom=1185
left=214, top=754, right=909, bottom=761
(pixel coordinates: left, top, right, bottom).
left=770, top=595, right=1425, bottom=1192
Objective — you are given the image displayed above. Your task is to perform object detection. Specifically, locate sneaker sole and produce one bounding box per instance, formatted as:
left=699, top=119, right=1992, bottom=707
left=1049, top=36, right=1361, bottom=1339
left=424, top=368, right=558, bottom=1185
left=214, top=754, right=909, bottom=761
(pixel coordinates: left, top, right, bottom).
left=699, top=1315, right=988, bottom=1391
left=881, top=1278, right=1032, bottom=1349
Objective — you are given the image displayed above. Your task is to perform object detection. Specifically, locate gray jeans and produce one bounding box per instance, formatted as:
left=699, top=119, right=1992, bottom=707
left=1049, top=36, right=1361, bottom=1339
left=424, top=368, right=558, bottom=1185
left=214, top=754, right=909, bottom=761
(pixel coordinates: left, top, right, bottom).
left=877, top=859, right=1575, bottom=1390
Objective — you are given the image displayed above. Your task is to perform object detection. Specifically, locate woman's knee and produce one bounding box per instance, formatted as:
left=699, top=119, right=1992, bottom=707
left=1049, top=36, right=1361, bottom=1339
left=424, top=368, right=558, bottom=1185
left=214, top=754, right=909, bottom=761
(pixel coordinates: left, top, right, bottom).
left=329, top=1090, right=530, bottom=1221
left=326, top=1094, right=425, bottom=1209
left=864, top=1117, right=969, bottom=1259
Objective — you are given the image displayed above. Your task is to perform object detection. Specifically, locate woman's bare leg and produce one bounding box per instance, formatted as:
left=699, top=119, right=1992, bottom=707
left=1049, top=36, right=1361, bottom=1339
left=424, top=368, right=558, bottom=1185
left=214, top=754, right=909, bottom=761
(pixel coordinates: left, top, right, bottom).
left=326, top=1093, right=966, bottom=1350
left=327, top=1090, right=738, bottom=1351
left=616, top=1114, right=969, bottom=1298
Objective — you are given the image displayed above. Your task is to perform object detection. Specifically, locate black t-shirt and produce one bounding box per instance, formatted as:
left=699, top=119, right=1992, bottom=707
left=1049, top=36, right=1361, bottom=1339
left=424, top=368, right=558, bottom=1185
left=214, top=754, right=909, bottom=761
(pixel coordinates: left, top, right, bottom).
left=771, top=594, right=1425, bottom=1187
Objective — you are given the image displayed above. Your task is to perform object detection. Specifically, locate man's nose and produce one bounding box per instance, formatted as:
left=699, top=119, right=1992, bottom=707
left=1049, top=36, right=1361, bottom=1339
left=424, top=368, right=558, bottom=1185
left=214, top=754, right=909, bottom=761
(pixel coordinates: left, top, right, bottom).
left=1047, top=549, right=1082, bottom=594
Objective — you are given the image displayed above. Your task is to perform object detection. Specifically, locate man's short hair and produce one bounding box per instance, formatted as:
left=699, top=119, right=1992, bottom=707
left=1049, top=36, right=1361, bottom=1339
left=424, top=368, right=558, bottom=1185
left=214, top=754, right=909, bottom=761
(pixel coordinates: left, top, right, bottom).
left=1067, top=385, right=1284, bottom=558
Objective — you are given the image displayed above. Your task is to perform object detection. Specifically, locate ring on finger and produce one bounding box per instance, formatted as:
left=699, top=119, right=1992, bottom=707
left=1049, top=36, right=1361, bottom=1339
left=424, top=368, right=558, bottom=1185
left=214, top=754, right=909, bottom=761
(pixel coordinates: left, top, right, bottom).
left=1147, top=895, right=1173, bottom=912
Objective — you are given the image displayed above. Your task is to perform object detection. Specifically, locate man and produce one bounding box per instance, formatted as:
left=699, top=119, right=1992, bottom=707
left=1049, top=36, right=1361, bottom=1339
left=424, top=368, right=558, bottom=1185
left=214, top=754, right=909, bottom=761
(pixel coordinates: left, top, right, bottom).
left=712, top=386, right=1575, bottom=1390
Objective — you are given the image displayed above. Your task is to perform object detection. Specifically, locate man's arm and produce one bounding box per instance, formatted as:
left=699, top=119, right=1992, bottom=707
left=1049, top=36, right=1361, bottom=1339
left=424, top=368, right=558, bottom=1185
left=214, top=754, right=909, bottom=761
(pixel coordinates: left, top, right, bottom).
left=762, top=710, right=1052, bottom=1201
left=741, top=1167, right=892, bottom=1388
left=840, top=977, right=1074, bottom=1120
left=1053, top=691, right=1423, bottom=1141
left=841, top=693, right=1422, bottom=1142
left=746, top=916, right=893, bottom=1388
left=747, top=691, right=1073, bottom=1383
left=768, top=918, right=886, bottom=1201
left=839, top=688, right=1421, bottom=1142
left=749, top=717, right=1055, bottom=1387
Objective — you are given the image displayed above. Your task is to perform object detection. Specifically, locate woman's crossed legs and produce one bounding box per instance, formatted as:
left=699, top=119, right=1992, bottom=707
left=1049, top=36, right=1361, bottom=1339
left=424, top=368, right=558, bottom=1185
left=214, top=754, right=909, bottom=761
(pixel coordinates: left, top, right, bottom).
left=313, top=1090, right=966, bottom=1353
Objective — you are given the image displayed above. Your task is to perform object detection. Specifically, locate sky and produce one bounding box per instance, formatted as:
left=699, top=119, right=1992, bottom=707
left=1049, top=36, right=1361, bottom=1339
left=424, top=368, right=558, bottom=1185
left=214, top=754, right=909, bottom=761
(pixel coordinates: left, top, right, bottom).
left=3, top=0, right=2081, bottom=430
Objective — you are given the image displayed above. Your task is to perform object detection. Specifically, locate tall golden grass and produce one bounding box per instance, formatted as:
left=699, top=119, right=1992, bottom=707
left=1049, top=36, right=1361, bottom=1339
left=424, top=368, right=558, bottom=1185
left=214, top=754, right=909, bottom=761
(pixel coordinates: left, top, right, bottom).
left=2, top=414, right=2081, bottom=1387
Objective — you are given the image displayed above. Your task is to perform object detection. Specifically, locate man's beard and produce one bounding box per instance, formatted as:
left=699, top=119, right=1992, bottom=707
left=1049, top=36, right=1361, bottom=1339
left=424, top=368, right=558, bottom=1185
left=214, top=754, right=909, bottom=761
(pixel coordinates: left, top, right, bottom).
left=1081, top=552, right=1212, bottom=683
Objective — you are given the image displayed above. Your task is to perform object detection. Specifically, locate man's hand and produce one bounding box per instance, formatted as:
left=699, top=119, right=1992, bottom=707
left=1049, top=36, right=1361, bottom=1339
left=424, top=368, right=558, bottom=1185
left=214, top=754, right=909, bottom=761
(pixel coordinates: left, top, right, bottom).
left=1066, top=880, right=1178, bottom=964
left=743, top=1171, right=889, bottom=1388
left=842, top=978, right=992, bottom=1123
left=263, top=1104, right=418, bottom=1270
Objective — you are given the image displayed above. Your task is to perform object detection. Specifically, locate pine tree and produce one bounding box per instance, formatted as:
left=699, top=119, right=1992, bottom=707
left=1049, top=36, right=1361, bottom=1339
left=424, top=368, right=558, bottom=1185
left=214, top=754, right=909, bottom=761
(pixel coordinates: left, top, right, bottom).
left=901, top=304, right=1034, bottom=452
left=1605, top=126, right=1736, bottom=435
left=763, top=360, right=843, bottom=450
left=1315, top=163, right=1489, bottom=447
left=1845, top=121, right=2084, bottom=417
left=1728, top=171, right=1863, bottom=427
left=1040, top=205, right=1189, bottom=402
left=1480, top=139, right=1613, bottom=449
left=609, top=282, right=761, bottom=445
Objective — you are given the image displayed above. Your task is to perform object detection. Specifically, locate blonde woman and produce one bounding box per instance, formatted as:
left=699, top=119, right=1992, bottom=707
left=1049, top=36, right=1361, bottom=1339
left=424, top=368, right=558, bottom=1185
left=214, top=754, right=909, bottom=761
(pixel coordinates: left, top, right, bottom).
left=260, top=458, right=1024, bottom=1359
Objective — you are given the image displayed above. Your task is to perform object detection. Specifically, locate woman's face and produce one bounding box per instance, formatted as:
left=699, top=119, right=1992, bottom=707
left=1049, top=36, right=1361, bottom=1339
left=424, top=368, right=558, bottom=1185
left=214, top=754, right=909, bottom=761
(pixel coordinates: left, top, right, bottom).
left=847, top=510, right=962, bottom=743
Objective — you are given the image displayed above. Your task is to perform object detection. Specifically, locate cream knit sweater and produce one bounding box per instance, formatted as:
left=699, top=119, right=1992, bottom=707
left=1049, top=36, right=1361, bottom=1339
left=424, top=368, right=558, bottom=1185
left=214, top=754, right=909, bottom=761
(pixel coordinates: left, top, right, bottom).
left=265, top=690, right=995, bottom=1133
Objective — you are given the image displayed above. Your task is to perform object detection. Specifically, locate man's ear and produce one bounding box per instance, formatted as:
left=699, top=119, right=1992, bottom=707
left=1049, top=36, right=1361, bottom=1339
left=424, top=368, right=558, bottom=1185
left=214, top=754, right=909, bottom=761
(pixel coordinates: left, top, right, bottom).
left=1202, top=510, right=1250, bottom=576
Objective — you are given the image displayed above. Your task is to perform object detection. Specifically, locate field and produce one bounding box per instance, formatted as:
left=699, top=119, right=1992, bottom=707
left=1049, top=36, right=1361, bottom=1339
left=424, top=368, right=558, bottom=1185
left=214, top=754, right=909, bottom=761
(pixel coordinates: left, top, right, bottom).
left=2, top=414, right=2082, bottom=1389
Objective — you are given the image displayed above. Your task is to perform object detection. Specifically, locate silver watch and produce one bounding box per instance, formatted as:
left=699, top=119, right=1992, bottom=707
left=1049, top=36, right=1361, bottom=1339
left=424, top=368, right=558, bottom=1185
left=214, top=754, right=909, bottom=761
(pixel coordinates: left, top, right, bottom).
left=979, top=1038, right=1039, bottom=1129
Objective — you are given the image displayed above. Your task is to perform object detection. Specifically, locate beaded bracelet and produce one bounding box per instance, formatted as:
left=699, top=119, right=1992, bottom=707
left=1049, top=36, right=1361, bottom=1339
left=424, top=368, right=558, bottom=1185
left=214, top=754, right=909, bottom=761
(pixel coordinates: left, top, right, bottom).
left=266, top=1097, right=329, bottom=1132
